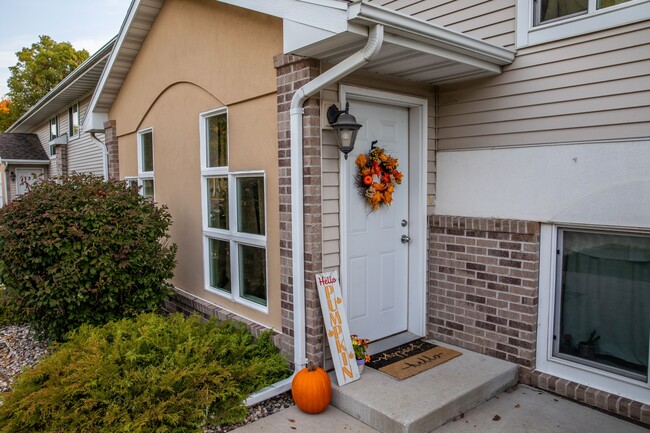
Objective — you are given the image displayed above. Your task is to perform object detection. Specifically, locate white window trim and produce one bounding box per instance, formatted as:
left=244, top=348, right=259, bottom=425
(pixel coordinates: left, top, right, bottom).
left=68, top=101, right=80, bottom=139
left=136, top=128, right=154, bottom=200
left=537, top=224, right=650, bottom=404
left=199, top=108, right=269, bottom=313
left=516, top=0, right=650, bottom=47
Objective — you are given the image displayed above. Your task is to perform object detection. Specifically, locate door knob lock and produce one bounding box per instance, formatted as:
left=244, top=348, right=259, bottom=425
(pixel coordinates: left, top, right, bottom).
left=401, top=235, right=411, bottom=244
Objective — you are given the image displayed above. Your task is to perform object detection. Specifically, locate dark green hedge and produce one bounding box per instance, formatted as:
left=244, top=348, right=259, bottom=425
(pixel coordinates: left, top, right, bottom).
left=0, top=174, right=177, bottom=340
left=0, top=313, right=290, bottom=433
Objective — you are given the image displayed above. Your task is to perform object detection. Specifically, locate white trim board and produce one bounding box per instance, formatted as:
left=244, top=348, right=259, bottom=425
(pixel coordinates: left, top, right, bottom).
left=338, top=85, right=428, bottom=340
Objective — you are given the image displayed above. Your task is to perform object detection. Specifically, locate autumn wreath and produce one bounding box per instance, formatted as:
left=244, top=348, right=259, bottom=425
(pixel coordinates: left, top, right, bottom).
left=354, top=144, right=403, bottom=211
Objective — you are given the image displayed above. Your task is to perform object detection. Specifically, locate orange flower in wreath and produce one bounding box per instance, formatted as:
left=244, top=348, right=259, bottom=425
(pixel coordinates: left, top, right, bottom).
left=354, top=144, right=402, bottom=211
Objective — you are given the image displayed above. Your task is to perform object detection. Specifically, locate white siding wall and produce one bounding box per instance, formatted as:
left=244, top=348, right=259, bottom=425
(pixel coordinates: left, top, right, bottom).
left=35, top=122, right=57, bottom=177
left=369, top=0, right=516, bottom=48
left=437, top=20, right=650, bottom=150
left=68, top=98, right=104, bottom=175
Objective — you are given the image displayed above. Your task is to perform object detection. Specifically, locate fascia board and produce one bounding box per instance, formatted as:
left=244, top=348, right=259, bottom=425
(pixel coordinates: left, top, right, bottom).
left=83, top=112, right=109, bottom=134
left=1, top=159, right=50, bottom=166
left=7, top=38, right=115, bottom=133
left=348, top=1, right=515, bottom=65
left=218, top=0, right=348, bottom=33
left=83, top=0, right=157, bottom=132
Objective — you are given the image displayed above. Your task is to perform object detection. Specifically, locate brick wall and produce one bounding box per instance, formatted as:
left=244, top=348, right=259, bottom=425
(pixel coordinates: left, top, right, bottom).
left=274, top=54, right=325, bottom=367
left=532, top=372, right=650, bottom=426
left=55, top=143, right=68, bottom=176
left=103, top=120, right=119, bottom=180
left=428, top=215, right=540, bottom=383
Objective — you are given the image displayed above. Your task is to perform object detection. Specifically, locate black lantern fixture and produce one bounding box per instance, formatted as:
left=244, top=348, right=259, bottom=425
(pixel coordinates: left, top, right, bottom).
left=327, top=102, right=362, bottom=159
left=9, top=171, right=15, bottom=182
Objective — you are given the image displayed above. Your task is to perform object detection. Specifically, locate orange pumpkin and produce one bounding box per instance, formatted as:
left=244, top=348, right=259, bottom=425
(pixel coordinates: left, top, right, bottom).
left=291, top=361, right=332, bottom=414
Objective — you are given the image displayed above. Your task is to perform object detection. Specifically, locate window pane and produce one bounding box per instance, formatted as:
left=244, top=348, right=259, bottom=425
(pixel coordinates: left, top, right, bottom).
left=597, top=0, right=633, bottom=9
left=207, top=177, right=228, bottom=229
left=537, top=0, right=587, bottom=24
left=141, top=131, right=153, bottom=172
left=207, top=113, right=227, bottom=167
left=556, top=230, right=650, bottom=380
left=237, top=177, right=265, bottom=235
left=239, top=244, right=266, bottom=305
left=210, top=238, right=231, bottom=293
left=69, top=104, right=79, bottom=136
left=142, top=179, right=154, bottom=199
left=50, top=117, right=58, bottom=139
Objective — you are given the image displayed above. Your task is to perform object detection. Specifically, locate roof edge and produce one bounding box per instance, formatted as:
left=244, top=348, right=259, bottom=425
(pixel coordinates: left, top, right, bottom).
left=7, top=37, right=117, bottom=133
left=348, top=2, right=515, bottom=65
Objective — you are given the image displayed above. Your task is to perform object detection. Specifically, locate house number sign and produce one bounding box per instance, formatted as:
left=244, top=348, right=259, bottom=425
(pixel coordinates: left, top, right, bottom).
left=315, top=271, right=360, bottom=386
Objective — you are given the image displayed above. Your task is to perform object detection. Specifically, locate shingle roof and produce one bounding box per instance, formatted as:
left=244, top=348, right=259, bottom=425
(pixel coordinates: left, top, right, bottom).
left=0, top=133, right=49, bottom=161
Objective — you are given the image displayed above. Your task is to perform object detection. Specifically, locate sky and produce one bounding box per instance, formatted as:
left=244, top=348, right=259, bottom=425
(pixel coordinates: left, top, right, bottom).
left=0, top=0, right=133, bottom=97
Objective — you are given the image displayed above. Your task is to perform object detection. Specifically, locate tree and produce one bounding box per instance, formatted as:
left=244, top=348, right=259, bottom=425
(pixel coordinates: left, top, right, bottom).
left=6, top=35, right=89, bottom=120
left=0, top=97, right=18, bottom=132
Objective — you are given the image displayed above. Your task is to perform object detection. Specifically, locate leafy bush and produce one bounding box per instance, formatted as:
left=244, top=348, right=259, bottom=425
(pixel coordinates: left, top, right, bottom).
left=0, top=286, right=19, bottom=327
left=0, top=174, right=177, bottom=340
left=0, top=313, right=290, bottom=433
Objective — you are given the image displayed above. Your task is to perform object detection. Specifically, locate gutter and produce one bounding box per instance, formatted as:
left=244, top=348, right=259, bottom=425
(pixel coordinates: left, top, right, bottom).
left=90, top=132, right=109, bottom=180
left=245, top=24, right=385, bottom=406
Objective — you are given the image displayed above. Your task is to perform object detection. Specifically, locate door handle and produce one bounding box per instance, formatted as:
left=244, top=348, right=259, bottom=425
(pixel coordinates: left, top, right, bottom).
left=401, top=235, right=411, bottom=244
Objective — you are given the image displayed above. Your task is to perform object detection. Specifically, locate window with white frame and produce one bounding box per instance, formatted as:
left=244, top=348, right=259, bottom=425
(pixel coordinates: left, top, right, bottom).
left=200, top=108, right=268, bottom=309
left=538, top=225, right=649, bottom=401
left=68, top=102, right=79, bottom=137
left=516, top=0, right=650, bottom=47
left=137, top=128, right=155, bottom=200
left=49, top=116, right=58, bottom=156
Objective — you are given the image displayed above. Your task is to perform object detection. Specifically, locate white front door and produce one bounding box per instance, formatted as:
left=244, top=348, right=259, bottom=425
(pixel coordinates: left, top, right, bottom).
left=344, top=100, right=410, bottom=343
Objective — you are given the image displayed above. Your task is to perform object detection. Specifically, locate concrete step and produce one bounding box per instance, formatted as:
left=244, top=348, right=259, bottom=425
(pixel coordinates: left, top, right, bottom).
left=329, top=342, right=518, bottom=433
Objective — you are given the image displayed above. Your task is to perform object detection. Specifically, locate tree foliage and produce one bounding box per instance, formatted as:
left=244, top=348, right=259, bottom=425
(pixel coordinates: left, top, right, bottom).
left=0, top=174, right=177, bottom=340
left=0, top=97, right=18, bottom=133
left=0, top=313, right=290, bottom=433
left=6, top=35, right=88, bottom=119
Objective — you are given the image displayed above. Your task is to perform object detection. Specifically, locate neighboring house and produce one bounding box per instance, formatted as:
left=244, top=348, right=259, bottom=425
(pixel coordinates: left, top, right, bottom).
left=83, top=0, right=649, bottom=424
left=0, top=38, right=117, bottom=204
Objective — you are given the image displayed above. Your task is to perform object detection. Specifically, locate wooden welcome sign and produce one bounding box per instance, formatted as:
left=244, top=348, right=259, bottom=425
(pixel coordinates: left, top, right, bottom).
left=316, top=271, right=360, bottom=386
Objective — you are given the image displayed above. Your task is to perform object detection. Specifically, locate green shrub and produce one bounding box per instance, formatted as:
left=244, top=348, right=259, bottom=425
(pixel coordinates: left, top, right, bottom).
left=0, top=286, right=19, bottom=327
left=0, top=174, right=177, bottom=340
left=0, top=313, right=290, bottom=433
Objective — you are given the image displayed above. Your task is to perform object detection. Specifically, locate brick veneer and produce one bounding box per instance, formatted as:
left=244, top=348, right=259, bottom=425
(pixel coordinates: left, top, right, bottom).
left=274, top=54, right=325, bottom=368
left=428, top=215, right=649, bottom=426
left=532, top=371, right=650, bottom=426
left=428, top=215, right=540, bottom=383
left=103, top=120, right=119, bottom=180
left=55, top=143, right=68, bottom=176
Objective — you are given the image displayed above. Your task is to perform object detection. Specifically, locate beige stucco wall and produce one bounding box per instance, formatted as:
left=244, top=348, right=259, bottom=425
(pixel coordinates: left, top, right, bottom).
left=109, top=0, right=283, bottom=329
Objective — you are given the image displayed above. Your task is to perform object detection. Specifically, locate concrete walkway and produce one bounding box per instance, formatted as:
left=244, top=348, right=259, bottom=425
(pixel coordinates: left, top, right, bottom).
left=231, top=385, right=648, bottom=433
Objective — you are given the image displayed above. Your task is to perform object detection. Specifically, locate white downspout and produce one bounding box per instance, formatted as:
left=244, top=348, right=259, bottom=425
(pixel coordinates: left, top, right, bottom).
left=90, top=132, right=109, bottom=180
left=245, top=24, right=384, bottom=406
left=290, top=23, right=384, bottom=372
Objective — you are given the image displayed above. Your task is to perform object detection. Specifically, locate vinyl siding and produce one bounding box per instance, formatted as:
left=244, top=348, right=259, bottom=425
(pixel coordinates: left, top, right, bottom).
left=369, top=0, right=516, bottom=48
left=68, top=98, right=104, bottom=175
left=437, top=20, right=650, bottom=150
left=36, top=122, right=57, bottom=177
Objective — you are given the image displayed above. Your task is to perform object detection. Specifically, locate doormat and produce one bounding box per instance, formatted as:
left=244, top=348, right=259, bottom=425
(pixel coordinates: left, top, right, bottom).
left=366, top=340, right=462, bottom=380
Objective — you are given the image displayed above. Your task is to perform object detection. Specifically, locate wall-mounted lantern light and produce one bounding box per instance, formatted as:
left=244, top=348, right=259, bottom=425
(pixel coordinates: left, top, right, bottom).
left=327, top=102, right=362, bottom=159
left=9, top=171, right=15, bottom=182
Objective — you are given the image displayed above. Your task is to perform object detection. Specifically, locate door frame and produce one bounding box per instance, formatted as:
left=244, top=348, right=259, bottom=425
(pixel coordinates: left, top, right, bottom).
left=339, top=85, right=428, bottom=340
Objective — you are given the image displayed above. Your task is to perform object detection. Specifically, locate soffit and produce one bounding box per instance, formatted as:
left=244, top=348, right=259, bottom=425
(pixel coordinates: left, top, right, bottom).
left=8, top=39, right=116, bottom=133
left=284, top=2, right=516, bottom=85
